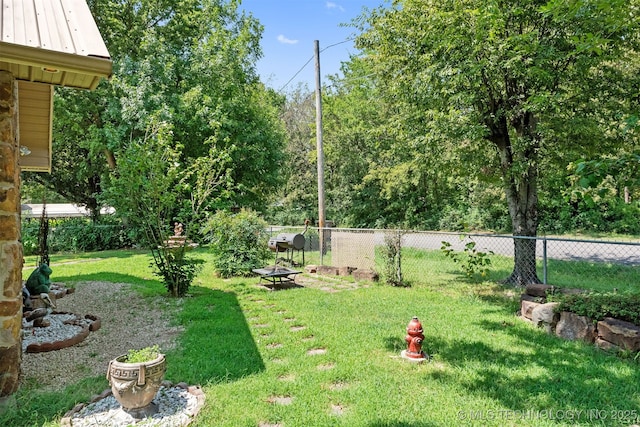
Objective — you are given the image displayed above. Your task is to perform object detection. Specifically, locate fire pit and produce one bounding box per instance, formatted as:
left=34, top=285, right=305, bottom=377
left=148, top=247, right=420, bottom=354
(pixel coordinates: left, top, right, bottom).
left=252, top=266, right=301, bottom=288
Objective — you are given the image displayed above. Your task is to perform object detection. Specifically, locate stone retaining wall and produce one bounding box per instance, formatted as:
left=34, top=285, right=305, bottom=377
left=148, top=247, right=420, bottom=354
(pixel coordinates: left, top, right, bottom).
left=305, top=264, right=379, bottom=282
left=520, top=284, right=640, bottom=353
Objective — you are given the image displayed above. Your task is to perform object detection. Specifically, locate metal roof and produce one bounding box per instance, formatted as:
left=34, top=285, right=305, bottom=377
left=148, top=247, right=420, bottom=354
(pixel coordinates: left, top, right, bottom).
left=0, top=0, right=112, bottom=90
left=22, top=203, right=115, bottom=218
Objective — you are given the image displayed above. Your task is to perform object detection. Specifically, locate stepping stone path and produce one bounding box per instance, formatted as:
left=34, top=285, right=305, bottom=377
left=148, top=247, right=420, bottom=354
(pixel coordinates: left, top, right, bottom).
left=328, top=381, right=347, bottom=390
left=278, top=374, right=296, bottom=382
left=317, top=362, right=335, bottom=371
left=266, top=342, right=283, bottom=349
left=267, top=396, right=294, bottom=405
left=246, top=292, right=350, bottom=423
left=331, top=404, right=345, bottom=416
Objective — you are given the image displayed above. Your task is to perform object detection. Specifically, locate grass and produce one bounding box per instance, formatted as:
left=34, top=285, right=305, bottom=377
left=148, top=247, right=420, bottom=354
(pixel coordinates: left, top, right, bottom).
left=4, top=248, right=640, bottom=426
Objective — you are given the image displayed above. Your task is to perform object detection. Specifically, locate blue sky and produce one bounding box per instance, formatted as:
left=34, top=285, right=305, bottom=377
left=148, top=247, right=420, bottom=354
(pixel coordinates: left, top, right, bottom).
left=239, top=0, right=387, bottom=92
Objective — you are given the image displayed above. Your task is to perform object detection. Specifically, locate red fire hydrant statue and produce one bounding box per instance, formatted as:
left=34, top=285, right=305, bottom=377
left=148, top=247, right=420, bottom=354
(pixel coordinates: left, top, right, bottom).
left=401, top=316, right=428, bottom=362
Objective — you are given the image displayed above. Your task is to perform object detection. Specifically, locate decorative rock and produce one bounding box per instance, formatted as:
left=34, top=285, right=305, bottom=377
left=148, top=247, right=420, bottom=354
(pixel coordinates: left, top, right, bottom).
left=520, top=293, right=539, bottom=303
left=25, top=308, right=48, bottom=322
left=85, top=314, right=101, bottom=331
left=531, top=302, right=560, bottom=333
left=316, top=265, right=339, bottom=276
left=61, top=383, right=205, bottom=427
left=23, top=312, right=96, bottom=353
left=353, top=269, right=379, bottom=282
left=520, top=300, right=541, bottom=320
left=597, top=317, right=640, bottom=351
left=338, top=266, right=357, bottom=276
left=555, top=311, right=595, bottom=343
left=525, top=283, right=554, bottom=298
left=33, top=318, right=51, bottom=328
left=595, top=337, right=620, bottom=352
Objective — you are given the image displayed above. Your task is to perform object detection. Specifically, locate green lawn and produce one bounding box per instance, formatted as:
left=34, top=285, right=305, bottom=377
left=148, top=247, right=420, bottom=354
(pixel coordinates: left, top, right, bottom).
left=4, top=249, right=640, bottom=426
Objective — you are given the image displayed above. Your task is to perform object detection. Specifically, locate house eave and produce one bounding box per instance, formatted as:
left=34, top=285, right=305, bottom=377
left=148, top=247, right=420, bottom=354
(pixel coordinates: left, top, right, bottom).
left=0, top=41, right=112, bottom=90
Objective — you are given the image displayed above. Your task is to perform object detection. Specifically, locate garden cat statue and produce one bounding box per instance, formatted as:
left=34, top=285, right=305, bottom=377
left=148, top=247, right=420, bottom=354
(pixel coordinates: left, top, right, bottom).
left=25, top=263, right=53, bottom=295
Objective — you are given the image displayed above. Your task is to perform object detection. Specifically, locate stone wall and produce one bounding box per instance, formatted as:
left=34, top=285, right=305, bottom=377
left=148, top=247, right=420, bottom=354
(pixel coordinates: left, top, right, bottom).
left=520, top=284, right=640, bottom=353
left=0, top=71, right=23, bottom=398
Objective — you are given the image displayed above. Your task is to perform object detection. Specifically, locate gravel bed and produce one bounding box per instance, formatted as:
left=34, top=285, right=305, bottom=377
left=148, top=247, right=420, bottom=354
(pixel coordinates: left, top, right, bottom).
left=22, top=313, right=90, bottom=352
left=20, top=281, right=183, bottom=391
left=66, top=385, right=201, bottom=427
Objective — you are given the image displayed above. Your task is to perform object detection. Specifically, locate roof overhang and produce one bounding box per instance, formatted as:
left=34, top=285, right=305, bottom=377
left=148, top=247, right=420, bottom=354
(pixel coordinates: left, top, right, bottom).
left=0, top=0, right=113, bottom=173
left=0, top=41, right=112, bottom=90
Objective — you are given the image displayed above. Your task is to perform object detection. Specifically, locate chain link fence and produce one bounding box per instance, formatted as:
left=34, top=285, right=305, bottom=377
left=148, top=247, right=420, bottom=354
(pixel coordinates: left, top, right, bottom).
left=267, top=227, right=640, bottom=290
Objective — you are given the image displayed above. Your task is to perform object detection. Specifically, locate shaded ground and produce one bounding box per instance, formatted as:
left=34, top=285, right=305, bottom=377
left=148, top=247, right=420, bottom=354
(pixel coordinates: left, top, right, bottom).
left=20, top=281, right=182, bottom=391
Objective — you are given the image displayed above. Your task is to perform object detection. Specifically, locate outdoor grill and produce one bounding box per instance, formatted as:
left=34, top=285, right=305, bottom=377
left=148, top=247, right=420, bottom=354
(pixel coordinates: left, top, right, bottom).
left=253, top=224, right=309, bottom=287
left=268, top=233, right=305, bottom=252
left=266, top=221, right=309, bottom=266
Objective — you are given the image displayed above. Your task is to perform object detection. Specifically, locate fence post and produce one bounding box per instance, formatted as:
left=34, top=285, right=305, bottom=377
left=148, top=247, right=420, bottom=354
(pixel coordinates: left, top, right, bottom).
left=397, top=229, right=403, bottom=285
left=542, top=237, right=548, bottom=284
left=320, top=227, right=324, bottom=266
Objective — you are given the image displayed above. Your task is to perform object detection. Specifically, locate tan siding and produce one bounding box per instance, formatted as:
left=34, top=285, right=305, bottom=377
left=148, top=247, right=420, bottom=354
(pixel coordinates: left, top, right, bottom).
left=17, top=81, right=52, bottom=172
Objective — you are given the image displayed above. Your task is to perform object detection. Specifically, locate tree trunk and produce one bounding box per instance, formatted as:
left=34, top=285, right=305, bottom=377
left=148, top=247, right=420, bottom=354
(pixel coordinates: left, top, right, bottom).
left=104, top=149, right=117, bottom=170
left=489, top=113, right=542, bottom=286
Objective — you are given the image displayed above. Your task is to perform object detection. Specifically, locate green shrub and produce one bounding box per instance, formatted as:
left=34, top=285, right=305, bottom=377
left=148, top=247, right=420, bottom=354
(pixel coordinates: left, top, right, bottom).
left=150, top=249, right=202, bottom=297
left=549, top=291, right=640, bottom=325
left=21, top=216, right=133, bottom=255
left=441, top=235, right=494, bottom=279
left=382, top=231, right=405, bottom=286
left=202, top=209, right=270, bottom=278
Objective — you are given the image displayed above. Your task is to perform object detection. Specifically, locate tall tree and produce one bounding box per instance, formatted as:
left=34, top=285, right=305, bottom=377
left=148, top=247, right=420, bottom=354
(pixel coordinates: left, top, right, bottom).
left=271, top=84, right=318, bottom=225
left=356, top=0, right=640, bottom=285
left=24, top=0, right=285, bottom=221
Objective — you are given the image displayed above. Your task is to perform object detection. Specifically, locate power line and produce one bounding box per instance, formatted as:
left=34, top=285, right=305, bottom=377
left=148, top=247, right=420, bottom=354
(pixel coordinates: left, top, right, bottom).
left=320, top=38, right=354, bottom=53
left=278, top=38, right=355, bottom=92
left=278, top=55, right=314, bottom=92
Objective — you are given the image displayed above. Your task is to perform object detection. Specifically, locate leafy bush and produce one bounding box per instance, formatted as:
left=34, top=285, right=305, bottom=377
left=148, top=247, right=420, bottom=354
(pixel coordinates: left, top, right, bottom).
left=382, top=231, right=405, bottom=286
left=202, top=209, right=270, bottom=278
left=539, top=196, right=640, bottom=235
left=441, top=235, right=494, bottom=279
left=150, top=249, right=202, bottom=297
left=21, top=216, right=133, bottom=255
left=549, top=291, right=640, bottom=325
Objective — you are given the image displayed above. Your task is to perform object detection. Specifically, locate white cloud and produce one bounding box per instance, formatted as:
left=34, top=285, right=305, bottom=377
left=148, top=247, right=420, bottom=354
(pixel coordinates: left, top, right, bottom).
left=277, top=34, right=299, bottom=45
left=326, top=1, right=345, bottom=12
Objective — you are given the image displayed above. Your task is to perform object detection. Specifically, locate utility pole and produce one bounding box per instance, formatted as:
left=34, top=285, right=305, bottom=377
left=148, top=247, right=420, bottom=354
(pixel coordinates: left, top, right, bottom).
left=314, top=40, right=326, bottom=257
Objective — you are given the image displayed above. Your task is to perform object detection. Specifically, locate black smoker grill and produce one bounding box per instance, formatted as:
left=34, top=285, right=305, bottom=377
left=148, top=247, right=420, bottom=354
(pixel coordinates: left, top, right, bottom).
left=252, top=226, right=308, bottom=287
left=268, top=232, right=305, bottom=265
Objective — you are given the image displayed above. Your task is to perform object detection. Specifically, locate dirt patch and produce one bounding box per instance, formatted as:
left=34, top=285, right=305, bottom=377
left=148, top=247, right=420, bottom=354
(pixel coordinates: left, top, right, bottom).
left=20, top=281, right=182, bottom=392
